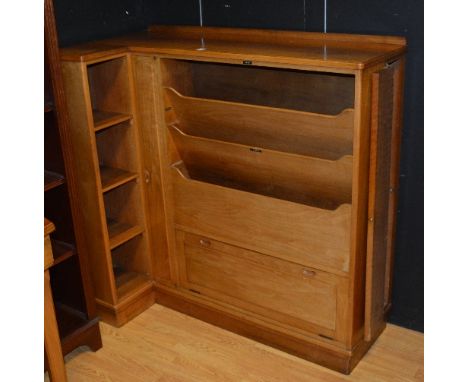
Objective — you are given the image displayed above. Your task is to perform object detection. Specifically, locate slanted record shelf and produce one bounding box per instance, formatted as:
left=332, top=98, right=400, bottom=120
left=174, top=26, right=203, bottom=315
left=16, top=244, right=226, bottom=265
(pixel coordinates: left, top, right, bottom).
left=162, top=58, right=355, bottom=275
left=62, top=53, right=154, bottom=326
left=162, top=59, right=355, bottom=210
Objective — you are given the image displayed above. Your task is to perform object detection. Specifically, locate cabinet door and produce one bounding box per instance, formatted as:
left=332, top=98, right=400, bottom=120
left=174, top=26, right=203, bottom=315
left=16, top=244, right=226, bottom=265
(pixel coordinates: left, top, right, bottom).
left=176, top=231, right=348, bottom=342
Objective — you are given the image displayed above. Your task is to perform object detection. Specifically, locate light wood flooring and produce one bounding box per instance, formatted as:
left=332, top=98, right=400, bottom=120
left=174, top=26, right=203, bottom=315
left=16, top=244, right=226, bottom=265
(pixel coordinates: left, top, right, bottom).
left=46, top=304, right=424, bottom=381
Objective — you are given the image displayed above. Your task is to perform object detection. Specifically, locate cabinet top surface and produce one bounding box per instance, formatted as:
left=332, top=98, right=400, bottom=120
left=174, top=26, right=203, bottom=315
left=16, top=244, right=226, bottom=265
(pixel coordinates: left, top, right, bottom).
left=60, top=25, right=406, bottom=71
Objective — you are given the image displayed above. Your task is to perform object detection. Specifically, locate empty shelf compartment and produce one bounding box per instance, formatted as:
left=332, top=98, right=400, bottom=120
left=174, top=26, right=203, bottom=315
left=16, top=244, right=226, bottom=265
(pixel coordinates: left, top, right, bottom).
left=164, top=87, right=354, bottom=160
left=95, top=120, right=138, bottom=184
left=111, top=235, right=152, bottom=301
left=87, top=56, right=132, bottom=127
left=104, top=181, right=145, bottom=249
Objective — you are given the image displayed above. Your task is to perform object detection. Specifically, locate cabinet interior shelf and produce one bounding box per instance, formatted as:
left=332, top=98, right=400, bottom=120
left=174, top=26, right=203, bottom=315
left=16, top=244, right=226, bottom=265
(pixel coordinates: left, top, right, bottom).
left=55, top=303, right=89, bottom=339
left=100, top=165, right=138, bottom=193
left=51, top=240, right=76, bottom=267
left=107, top=219, right=144, bottom=250
left=45, top=170, right=66, bottom=192
left=113, top=268, right=152, bottom=301
left=93, top=110, right=132, bottom=131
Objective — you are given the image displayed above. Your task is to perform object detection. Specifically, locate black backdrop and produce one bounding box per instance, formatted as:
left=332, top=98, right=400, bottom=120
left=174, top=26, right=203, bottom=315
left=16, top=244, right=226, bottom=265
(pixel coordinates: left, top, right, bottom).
left=54, top=0, right=423, bottom=332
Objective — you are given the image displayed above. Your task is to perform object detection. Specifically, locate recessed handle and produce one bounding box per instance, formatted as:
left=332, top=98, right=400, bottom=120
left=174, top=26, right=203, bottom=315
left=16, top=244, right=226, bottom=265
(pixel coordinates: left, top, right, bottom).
left=144, top=170, right=151, bottom=184
left=199, top=238, right=211, bottom=247
left=302, top=269, right=316, bottom=278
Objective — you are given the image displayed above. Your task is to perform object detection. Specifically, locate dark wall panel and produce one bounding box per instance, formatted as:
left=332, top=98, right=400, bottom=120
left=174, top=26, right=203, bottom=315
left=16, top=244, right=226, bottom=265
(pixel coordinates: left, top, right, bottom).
left=327, top=0, right=424, bottom=333
left=54, top=0, right=423, bottom=332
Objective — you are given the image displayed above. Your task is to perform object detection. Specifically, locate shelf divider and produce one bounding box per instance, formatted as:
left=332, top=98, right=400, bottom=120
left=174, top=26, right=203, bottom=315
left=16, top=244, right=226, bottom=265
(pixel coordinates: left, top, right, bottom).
left=51, top=240, right=76, bottom=267
left=107, top=219, right=144, bottom=250
left=93, top=109, right=132, bottom=132
left=45, top=170, right=66, bottom=192
left=100, top=165, right=138, bottom=193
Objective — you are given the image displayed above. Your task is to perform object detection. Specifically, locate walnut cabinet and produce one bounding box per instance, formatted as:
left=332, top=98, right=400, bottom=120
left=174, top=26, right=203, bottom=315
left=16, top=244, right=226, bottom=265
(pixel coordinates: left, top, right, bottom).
left=60, top=26, right=406, bottom=373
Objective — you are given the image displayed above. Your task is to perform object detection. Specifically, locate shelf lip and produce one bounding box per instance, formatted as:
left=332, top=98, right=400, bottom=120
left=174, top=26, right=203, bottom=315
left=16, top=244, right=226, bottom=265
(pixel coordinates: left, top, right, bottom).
left=108, top=221, right=144, bottom=250
left=44, top=170, right=66, bottom=192
left=93, top=110, right=132, bottom=132
left=100, top=166, right=139, bottom=193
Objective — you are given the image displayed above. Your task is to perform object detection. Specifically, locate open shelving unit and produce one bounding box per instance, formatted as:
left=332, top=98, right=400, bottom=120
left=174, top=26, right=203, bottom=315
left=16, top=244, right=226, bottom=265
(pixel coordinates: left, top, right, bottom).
left=44, top=0, right=101, bottom=362
left=61, top=53, right=155, bottom=327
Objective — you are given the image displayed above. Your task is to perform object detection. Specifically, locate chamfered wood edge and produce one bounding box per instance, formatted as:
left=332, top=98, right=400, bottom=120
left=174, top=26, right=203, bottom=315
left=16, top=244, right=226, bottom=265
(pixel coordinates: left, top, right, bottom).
left=95, top=283, right=156, bottom=327
left=153, top=284, right=379, bottom=374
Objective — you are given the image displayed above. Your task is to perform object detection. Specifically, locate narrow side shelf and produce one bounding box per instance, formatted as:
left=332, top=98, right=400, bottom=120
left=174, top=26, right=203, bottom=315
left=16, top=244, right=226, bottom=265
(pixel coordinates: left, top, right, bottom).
left=55, top=303, right=88, bottom=339
left=100, top=165, right=138, bottom=192
left=107, top=219, right=144, bottom=249
left=93, top=110, right=132, bottom=132
left=51, top=240, right=76, bottom=267
left=54, top=302, right=101, bottom=354
left=45, top=170, right=65, bottom=192
left=113, top=268, right=152, bottom=301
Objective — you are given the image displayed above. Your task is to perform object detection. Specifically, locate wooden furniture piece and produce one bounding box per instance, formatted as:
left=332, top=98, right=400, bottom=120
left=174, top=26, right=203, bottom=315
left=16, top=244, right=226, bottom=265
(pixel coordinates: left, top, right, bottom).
left=45, top=0, right=102, bottom=357
left=44, top=219, right=68, bottom=382
left=60, top=26, right=406, bottom=374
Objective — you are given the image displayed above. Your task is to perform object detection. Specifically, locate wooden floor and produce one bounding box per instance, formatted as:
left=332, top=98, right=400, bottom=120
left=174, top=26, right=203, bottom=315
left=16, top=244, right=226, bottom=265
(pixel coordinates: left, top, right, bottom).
left=46, top=304, right=424, bottom=381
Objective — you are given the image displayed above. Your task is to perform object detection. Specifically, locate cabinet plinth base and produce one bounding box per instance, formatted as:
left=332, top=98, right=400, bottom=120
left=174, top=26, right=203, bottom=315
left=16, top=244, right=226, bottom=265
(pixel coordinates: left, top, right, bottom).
left=96, top=282, right=155, bottom=327
left=154, top=284, right=383, bottom=374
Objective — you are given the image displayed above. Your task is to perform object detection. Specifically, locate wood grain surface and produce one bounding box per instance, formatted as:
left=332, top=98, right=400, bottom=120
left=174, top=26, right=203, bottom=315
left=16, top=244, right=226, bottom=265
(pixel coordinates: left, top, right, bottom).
left=45, top=304, right=423, bottom=382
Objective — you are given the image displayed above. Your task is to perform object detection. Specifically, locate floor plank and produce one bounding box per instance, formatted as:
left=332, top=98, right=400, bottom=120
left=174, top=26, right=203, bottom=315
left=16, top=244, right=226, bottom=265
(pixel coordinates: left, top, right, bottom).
left=45, top=304, right=424, bottom=381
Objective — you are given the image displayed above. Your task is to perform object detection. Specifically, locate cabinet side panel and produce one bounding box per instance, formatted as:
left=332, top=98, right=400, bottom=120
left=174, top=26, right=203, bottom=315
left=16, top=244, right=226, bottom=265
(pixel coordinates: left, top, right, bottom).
left=61, top=61, right=117, bottom=303
left=385, top=59, right=405, bottom=308
left=347, top=69, right=372, bottom=348
left=365, top=64, right=397, bottom=341
left=132, top=55, right=171, bottom=281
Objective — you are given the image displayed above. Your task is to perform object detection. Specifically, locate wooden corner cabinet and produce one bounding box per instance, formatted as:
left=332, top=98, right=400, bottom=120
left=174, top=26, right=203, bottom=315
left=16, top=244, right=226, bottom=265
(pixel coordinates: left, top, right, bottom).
left=44, top=0, right=102, bottom=359
left=60, top=26, right=406, bottom=373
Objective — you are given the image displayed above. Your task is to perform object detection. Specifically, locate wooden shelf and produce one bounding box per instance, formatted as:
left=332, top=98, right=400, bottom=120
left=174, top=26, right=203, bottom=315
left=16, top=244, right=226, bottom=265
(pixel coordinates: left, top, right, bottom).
left=45, top=170, right=65, bottom=192
left=51, top=240, right=76, bottom=267
left=113, top=269, right=152, bottom=301
left=55, top=303, right=89, bottom=339
left=93, top=110, right=131, bottom=131
left=100, top=165, right=138, bottom=193
left=107, top=219, right=144, bottom=249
